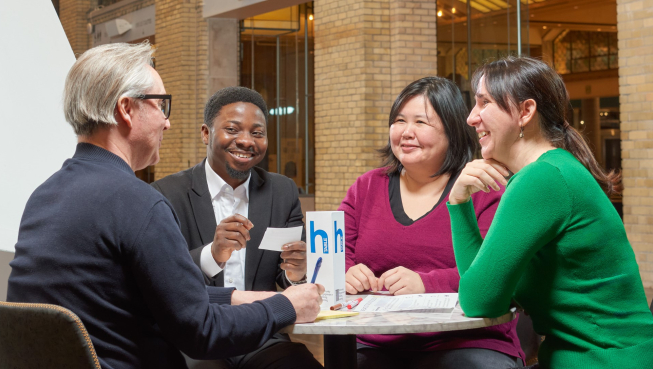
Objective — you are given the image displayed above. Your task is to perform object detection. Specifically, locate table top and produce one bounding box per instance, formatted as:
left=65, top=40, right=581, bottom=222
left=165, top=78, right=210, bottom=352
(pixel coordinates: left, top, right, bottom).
left=281, top=305, right=517, bottom=335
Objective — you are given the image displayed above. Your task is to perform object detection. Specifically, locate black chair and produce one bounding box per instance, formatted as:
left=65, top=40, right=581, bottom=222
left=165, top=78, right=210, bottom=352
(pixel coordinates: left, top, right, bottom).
left=0, top=301, right=101, bottom=368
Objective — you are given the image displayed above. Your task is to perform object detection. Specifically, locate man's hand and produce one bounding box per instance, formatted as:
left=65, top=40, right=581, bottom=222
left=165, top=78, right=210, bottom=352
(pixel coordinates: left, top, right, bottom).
left=211, top=214, right=254, bottom=264
left=231, top=290, right=277, bottom=305
left=280, top=241, right=307, bottom=282
left=378, top=266, right=425, bottom=295
left=282, top=284, right=324, bottom=323
left=345, top=263, right=378, bottom=294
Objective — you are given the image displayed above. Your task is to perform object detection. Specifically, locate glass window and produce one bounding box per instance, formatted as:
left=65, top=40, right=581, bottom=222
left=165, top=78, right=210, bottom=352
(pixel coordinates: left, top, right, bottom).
left=437, top=0, right=529, bottom=111
left=240, top=3, right=315, bottom=194
left=554, top=30, right=618, bottom=74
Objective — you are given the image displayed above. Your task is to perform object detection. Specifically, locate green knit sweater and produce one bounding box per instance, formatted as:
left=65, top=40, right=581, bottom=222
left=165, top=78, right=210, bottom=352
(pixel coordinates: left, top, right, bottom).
left=448, top=149, right=653, bottom=368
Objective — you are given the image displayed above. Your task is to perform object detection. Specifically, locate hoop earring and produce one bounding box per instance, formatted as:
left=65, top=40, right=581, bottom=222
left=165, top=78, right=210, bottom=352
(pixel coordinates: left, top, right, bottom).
left=519, top=125, right=524, bottom=138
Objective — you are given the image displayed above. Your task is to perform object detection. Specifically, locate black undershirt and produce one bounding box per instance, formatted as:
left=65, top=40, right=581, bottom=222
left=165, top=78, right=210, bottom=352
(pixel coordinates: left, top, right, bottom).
left=388, top=170, right=460, bottom=226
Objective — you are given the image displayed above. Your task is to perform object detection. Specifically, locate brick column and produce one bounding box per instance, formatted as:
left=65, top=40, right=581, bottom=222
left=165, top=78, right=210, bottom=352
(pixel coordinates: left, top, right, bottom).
left=154, top=0, right=209, bottom=179
left=313, top=0, right=437, bottom=210
left=208, top=18, right=239, bottom=95
left=59, top=0, right=91, bottom=56
left=617, top=0, right=653, bottom=288
left=389, top=1, right=437, bottom=96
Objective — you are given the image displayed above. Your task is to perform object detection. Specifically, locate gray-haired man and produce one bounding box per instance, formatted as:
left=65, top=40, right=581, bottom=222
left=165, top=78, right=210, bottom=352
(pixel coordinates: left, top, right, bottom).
left=7, top=42, right=323, bottom=369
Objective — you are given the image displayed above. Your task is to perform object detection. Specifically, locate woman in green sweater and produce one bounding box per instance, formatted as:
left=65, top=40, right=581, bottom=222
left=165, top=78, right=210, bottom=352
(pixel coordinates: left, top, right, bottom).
left=447, top=56, right=653, bottom=368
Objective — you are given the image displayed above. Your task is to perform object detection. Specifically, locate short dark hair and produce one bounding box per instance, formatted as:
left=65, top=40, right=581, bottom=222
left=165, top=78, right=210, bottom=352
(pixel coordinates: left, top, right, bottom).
left=472, top=56, right=621, bottom=195
left=379, top=76, right=478, bottom=176
left=204, top=86, right=268, bottom=127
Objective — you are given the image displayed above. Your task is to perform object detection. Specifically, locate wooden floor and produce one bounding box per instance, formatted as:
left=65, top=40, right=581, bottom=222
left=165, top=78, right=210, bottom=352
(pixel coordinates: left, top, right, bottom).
left=293, top=287, right=653, bottom=366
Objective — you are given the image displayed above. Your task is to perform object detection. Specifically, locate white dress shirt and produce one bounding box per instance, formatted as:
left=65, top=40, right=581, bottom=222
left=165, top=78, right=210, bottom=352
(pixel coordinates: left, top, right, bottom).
left=200, top=162, right=250, bottom=291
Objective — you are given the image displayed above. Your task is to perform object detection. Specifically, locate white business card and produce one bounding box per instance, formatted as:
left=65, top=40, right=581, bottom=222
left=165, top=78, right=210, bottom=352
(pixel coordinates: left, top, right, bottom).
left=257, top=226, right=303, bottom=251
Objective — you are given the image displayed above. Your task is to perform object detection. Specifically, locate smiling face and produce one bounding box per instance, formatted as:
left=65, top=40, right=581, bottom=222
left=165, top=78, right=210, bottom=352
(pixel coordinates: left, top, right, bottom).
left=389, top=94, right=449, bottom=174
left=467, top=76, right=521, bottom=165
left=202, top=101, right=268, bottom=188
left=132, top=66, right=170, bottom=170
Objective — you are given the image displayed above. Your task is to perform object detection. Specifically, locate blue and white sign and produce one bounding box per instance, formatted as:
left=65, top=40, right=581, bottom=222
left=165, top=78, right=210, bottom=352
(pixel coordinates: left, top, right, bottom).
left=306, top=211, right=346, bottom=310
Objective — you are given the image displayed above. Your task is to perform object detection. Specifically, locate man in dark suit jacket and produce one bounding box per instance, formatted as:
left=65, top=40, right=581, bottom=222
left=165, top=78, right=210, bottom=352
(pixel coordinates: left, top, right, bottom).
left=153, top=86, right=321, bottom=369
left=152, top=162, right=304, bottom=291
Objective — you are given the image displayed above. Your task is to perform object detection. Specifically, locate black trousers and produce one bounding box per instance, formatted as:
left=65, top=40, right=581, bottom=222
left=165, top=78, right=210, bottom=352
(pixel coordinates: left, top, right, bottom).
left=184, top=333, right=322, bottom=369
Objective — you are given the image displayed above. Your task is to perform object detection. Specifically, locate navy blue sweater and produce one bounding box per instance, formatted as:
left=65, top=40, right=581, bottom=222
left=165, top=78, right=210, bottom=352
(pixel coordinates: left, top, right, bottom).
left=8, top=143, right=296, bottom=369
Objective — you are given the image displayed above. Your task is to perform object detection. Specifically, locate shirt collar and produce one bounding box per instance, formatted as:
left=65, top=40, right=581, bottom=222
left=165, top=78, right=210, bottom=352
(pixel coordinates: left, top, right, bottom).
left=204, top=159, right=250, bottom=201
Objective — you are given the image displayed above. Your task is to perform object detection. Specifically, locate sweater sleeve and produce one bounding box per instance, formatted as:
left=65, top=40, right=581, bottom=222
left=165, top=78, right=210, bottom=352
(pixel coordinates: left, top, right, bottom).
left=447, top=163, right=570, bottom=318
left=338, top=178, right=360, bottom=271
left=129, top=201, right=296, bottom=360
left=417, top=187, right=503, bottom=294
left=416, top=268, right=460, bottom=293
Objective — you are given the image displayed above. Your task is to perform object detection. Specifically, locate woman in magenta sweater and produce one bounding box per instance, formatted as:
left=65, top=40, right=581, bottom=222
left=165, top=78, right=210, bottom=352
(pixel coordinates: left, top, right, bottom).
left=338, top=77, right=524, bottom=368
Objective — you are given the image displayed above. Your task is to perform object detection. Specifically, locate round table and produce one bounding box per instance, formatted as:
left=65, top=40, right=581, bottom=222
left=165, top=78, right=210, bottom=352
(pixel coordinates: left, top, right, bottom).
left=281, top=306, right=517, bottom=369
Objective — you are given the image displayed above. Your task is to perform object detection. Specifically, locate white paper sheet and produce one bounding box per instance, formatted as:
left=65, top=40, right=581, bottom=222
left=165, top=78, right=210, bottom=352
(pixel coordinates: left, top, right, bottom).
left=257, top=226, right=303, bottom=251
left=351, top=293, right=458, bottom=318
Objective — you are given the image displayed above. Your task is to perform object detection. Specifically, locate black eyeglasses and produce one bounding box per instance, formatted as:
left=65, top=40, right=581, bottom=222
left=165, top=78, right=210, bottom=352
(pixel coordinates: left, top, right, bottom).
left=138, top=94, right=172, bottom=119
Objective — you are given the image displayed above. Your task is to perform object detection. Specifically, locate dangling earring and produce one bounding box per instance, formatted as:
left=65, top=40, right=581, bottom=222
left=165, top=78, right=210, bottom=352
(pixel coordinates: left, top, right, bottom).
left=519, top=125, right=524, bottom=138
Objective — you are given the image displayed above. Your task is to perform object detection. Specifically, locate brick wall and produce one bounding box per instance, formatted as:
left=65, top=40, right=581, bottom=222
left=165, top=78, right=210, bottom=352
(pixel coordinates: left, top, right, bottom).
left=617, top=0, right=653, bottom=288
left=389, top=1, right=437, bottom=95
left=59, top=0, right=91, bottom=55
left=154, top=0, right=209, bottom=179
left=313, top=0, right=437, bottom=210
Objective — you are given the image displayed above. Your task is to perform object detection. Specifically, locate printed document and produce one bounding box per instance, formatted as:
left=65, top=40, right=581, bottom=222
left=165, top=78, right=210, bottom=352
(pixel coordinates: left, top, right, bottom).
left=351, top=293, right=458, bottom=317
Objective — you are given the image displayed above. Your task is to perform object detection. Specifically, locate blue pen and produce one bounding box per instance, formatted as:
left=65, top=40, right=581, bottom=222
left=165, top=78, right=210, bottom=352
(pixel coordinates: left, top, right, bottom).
left=310, top=257, right=323, bottom=284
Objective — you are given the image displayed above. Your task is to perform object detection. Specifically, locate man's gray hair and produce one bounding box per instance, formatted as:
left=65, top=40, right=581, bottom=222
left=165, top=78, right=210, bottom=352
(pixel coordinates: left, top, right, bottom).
left=63, top=42, right=155, bottom=136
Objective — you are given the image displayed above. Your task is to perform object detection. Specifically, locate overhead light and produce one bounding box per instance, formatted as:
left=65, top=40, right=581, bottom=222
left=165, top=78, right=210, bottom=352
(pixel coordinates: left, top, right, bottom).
left=452, top=8, right=456, bottom=13
left=269, top=106, right=295, bottom=116
left=543, top=26, right=547, bottom=30
left=437, top=10, right=443, bottom=17
left=597, top=28, right=602, bottom=31
left=580, top=120, right=585, bottom=125
left=308, top=14, right=313, bottom=21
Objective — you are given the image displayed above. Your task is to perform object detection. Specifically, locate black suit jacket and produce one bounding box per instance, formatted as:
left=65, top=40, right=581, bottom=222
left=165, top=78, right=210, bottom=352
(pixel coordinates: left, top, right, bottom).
left=152, top=160, right=304, bottom=290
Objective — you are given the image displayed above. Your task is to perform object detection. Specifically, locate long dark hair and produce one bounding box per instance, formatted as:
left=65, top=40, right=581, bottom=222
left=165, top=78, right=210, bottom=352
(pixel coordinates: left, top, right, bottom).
left=379, top=76, right=478, bottom=176
left=471, top=56, right=622, bottom=196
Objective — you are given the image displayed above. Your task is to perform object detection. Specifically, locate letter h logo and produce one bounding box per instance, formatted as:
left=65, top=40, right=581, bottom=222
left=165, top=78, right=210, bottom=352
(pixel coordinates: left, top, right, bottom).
left=334, top=221, right=343, bottom=253
left=310, top=221, right=328, bottom=253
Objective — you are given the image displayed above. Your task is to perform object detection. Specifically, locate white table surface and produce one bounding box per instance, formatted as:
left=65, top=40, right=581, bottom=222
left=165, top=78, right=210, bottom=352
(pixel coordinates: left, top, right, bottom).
left=281, top=305, right=517, bottom=335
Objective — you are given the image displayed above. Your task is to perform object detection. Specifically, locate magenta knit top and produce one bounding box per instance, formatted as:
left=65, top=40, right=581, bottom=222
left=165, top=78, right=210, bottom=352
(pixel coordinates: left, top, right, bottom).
left=338, top=168, right=524, bottom=359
